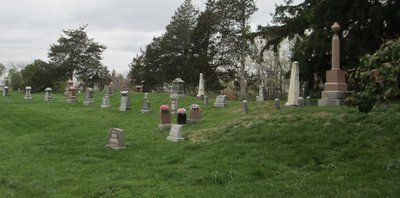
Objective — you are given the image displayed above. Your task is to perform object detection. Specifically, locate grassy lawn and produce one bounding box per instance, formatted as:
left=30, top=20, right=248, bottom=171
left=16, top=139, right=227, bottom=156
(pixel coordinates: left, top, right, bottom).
left=0, top=91, right=399, bottom=197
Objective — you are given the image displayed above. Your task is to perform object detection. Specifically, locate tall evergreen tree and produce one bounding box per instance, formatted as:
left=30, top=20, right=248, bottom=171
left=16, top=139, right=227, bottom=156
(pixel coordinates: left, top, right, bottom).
left=258, top=0, right=400, bottom=94
left=48, top=25, right=109, bottom=85
left=129, top=0, right=199, bottom=91
left=207, top=0, right=257, bottom=99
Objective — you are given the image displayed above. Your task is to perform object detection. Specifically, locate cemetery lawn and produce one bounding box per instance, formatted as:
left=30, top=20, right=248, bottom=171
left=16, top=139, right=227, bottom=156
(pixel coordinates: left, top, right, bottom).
left=0, top=91, right=399, bottom=197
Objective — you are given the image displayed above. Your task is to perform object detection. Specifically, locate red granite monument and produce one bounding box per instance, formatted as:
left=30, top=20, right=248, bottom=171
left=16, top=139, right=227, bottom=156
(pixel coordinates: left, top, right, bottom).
left=318, top=22, right=348, bottom=106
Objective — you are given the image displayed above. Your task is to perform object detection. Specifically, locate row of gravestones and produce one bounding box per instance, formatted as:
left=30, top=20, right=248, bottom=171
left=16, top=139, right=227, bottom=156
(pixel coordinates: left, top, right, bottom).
left=106, top=94, right=229, bottom=149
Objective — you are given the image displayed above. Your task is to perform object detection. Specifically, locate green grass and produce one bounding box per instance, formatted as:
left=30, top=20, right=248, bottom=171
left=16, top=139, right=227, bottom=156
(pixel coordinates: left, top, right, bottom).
left=0, top=91, right=399, bottom=197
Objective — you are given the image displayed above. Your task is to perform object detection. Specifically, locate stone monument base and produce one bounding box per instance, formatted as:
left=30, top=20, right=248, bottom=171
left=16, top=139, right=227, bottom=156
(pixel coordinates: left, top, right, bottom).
left=213, top=103, right=226, bottom=108
left=141, top=109, right=151, bottom=113
left=105, top=144, right=126, bottom=150
left=318, top=91, right=346, bottom=106
left=158, top=124, right=171, bottom=130
left=188, top=119, right=202, bottom=123
left=84, top=101, right=95, bottom=106
left=24, top=96, right=32, bottom=100
left=101, top=104, right=111, bottom=108
left=256, top=96, right=264, bottom=102
left=196, top=95, right=204, bottom=100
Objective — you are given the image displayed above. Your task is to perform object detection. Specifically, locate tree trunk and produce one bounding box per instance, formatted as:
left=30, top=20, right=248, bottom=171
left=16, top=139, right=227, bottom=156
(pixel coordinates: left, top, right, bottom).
left=239, top=5, right=247, bottom=100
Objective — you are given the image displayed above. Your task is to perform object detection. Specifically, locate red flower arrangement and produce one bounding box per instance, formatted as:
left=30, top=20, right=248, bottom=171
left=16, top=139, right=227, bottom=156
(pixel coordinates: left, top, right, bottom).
left=160, top=105, right=170, bottom=112
left=177, top=108, right=186, bottom=114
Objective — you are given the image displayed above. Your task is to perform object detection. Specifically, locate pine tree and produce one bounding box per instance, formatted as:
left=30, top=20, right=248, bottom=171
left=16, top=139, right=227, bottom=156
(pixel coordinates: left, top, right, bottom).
left=48, top=25, right=109, bottom=85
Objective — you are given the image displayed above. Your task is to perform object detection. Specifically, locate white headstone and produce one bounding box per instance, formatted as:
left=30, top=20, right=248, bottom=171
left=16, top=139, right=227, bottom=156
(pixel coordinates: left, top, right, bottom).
left=24, top=86, right=32, bottom=100
left=256, top=85, right=264, bottom=101
left=101, top=95, right=111, bottom=108
left=196, top=73, right=205, bottom=99
left=285, top=61, right=300, bottom=106
left=44, top=87, right=53, bottom=101
left=167, top=124, right=184, bottom=142
left=213, top=95, right=227, bottom=108
left=83, top=88, right=95, bottom=105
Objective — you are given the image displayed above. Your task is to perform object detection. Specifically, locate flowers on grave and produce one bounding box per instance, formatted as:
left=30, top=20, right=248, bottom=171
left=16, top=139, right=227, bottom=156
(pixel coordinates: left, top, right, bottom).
left=160, top=105, right=170, bottom=112
left=177, top=108, right=186, bottom=114
left=190, top=104, right=200, bottom=110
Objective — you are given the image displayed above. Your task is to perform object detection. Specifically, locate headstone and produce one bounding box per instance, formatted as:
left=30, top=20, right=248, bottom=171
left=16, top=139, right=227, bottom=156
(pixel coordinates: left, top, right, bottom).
left=176, top=108, right=187, bottom=125
left=298, top=97, right=305, bottom=109
left=285, top=61, right=300, bottom=106
left=167, top=124, right=184, bottom=142
left=306, top=96, right=311, bottom=106
left=106, top=128, right=126, bottom=150
left=93, top=83, right=99, bottom=91
left=107, top=85, right=113, bottom=96
left=83, top=88, right=95, bottom=106
left=144, top=93, right=148, bottom=100
left=141, top=100, right=151, bottom=113
left=274, top=98, right=281, bottom=109
left=256, top=85, right=264, bottom=102
left=68, top=86, right=77, bottom=103
left=318, top=22, right=348, bottom=106
left=188, top=104, right=203, bottom=123
left=170, top=96, right=179, bottom=115
left=242, top=100, right=248, bottom=114
left=213, top=95, right=227, bottom=108
left=196, top=73, right=205, bottom=100
left=44, top=87, right=53, bottom=101
left=24, top=86, right=32, bottom=100
left=3, top=86, right=9, bottom=96
left=101, top=94, right=111, bottom=108
left=159, top=105, right=172, bottom=130
left=119, top=91, right=131, bottom=111
left=65, top=80, right=73, bottom=96
left=170, top=78, right=185, bottom=98
left=204, top=95, right=208, bottom=105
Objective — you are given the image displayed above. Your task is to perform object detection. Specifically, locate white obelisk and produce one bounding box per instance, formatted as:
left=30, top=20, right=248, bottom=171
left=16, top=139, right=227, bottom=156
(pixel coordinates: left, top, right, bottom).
left=285, top=61, right=300, bottom=106
left=196, top=73, right=205, bottom=99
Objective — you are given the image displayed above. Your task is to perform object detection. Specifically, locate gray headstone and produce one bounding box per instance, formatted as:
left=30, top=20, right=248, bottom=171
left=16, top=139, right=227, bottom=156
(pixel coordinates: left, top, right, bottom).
left=274, top=98, right=281, bottom=109
left=242, top=100, right=248, bottom=114
left=119, top=91, right=131, bottom=111
left=44, top=87, right=53, bottom=101
left=306, top=96, right=311, bottom=106
left=170, top=96, right=179, bottom=114
left=213, top=95, right=227, bottom=108
left=3, top=86, right=9, bottom=96
left=167, top=124, right=184, bottom=142
left=141, top=101, right=151, bottom=113
left=170, top=78, right=185, bottom=98
left=204, top=95, right=208, bottom=105
left=101, top=95, right=111, bottom=108
left=106, top=128, right=126, bottom=150
left=298, top=97, right=304, bottom=109
left=83, top=88, right=95, bottom=106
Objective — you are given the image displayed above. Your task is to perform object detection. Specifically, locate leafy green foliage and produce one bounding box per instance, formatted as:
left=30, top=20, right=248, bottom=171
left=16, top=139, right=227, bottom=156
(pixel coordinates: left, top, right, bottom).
left=7, top=68, right=23, bottom=91
left=20, top=60, right=59, bottom=92
left=346, top=38, right=400, bottom=113
left=48, top=25, right=109, bottom=85
left=129, top=0, right=199, bottom=91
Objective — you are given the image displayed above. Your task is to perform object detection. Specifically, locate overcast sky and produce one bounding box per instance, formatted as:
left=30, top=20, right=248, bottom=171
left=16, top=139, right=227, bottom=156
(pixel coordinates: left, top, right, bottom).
left=0, top=0, right=299, bottom=75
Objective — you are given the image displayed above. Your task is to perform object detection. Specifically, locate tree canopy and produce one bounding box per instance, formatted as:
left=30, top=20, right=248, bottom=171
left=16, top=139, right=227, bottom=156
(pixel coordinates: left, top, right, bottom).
left=48, top=25, right=109, bottom=85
